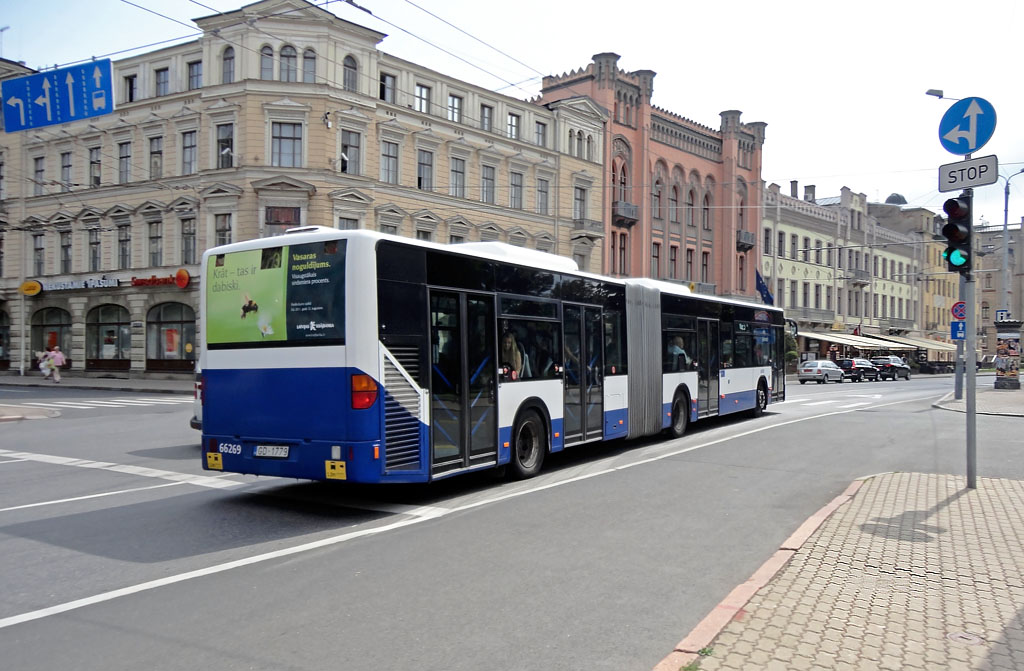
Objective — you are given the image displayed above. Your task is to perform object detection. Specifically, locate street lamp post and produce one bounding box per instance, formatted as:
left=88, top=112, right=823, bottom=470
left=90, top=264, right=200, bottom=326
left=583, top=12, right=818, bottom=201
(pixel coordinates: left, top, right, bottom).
left=1000, top=168, right=1024, bottom=316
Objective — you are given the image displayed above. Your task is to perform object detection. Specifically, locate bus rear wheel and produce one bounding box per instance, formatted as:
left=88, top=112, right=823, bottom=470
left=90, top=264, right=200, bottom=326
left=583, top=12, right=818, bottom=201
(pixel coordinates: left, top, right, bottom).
left=750, top=381, right=768, bottom=418
left=510, top=411, right=545, bottom=479
left=668, top=393, right=688, bottom=438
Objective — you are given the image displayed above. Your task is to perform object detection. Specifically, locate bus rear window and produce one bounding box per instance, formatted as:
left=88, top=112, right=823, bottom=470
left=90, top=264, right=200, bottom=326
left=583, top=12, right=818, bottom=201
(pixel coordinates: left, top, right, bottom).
left=206, top=240, right=346, bottom=348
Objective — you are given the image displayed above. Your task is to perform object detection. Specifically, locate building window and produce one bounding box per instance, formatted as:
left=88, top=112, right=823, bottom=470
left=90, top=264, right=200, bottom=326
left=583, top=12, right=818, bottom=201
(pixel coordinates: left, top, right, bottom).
left=62, top=232, right=73, bottom=273
left=651, top=180, right=662, bottom=219
left=260, top=46, right=274, bottom=80
left=450, top=234, right=464, bottom=244
left=573, top=186, right=587, bottom=220
left=149, top=136, right=163, bottom=179
left=181, top=218, right=196, bottom=264
left=32, top=157, right=45, bottom=195
left=266, top=207, right=300, bottom=237
left=803, top=237, right=810, bottom=262
left=381, top=141, right=399, bottom=184
left=738, top=255, right=746, bottom=291
left=702, top=195, right=711, bottom=230
left=124, top=75, right=136, bottom=102
left=619, top=233, right=628, bottom=275
left=686, top=248, right=694, bottom=280
left=815, top=241, right=823, bottom=265
left=89, top=227, right=102, bottom=271
left=341, top=130, right=360, bottom=174
left=216, top=123, right=233, bottom=169
left=338, top=217, right=359, bottom=230
left=449, top=157, right=465, bottom=198
left=790, top=234, right=798, bottom=259
left=118, top=141, right=131, bottom=183
left=33, top=233, right=45, bottom=275
left=652, top=243, right=661, bottom=278
left=181, top=131, right=197, bottom=174
left=343, top=55, right=359, bottom=91
left=117, top=222, right=131, bottom=270
left=792, top=282, right=799, bottom=309
left=215, top=213, right=233, bottom=245
left=507, top=113, right=520, bottom=139
left=155, top=68, right=169, bottom=96
left=271, top=122, right=302, bottom=167
left=669, top=187, right=679, bottom=223
left=778, top=279, right=786, bottom=308
left=222, top=47, right=234, bottom=84
left=510, top=171, right=523, bottom=209
left=414, top=84, right=431, bottom=113
left=417, top=150, right=433, bottom=190
left=803, top=282, right=810, bottom=308
left=280, top=46, right=297, bottom=82
left=146, top=303, right=197, bottom=367
left=60, top=152, right=72, bottom=192
left=304, top=49, right=317, bottom=84
left=827, top=287, right=833, bottom=310
left=187, top=61, right=202, bottom=90
left=448, top=95, right=462, bottom=122
left=686, top=190, right=695, bottom=226
left=379, top=73, right=395, bottom=103
left=701, top=251, right=710, bottom=283
left=481, top=165, right=496, bottom=204
left=149, top=221, right=163, bottom=266
left=737, top=198, right=746, bottom=231
left=416, top=230, right=432, bottom=242
left=535, top=121, right=547, bottom=147
left=480, top=104, right=493, bottom=131
left=87, top=305, right=131, bottom=366
left=764, top=227, right=773, bottom=255
left=537, top=178, right=549, bottom=215
left=669, top=246, right=678, bottom=279
left=89, top=147, right=101, bottom=187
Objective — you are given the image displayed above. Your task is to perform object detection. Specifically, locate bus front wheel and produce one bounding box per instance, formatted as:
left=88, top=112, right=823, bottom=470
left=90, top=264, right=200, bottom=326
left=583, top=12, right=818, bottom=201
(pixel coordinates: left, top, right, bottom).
left=510, top=410, right=546, bottom=479
left=750, top=380, right=768, bottom=418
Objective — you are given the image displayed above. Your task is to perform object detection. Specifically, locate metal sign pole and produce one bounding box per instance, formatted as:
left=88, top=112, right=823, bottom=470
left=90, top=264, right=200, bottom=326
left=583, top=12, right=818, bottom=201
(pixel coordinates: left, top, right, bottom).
left=966, top=273, right=977, bottom=489
left=955, top=275, right=965, bottom=400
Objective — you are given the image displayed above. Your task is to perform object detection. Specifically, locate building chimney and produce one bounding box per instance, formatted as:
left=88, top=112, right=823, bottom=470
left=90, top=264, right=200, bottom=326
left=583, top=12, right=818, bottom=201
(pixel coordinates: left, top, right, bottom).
left=804, top=185, right=816, bottom=203
left=790, top=181, right=798, bottom=198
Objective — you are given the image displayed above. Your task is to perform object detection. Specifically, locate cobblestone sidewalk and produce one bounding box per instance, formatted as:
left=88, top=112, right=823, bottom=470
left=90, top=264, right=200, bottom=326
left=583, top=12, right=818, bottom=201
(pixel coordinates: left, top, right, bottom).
left=658, top=473, right=1024, bottom=671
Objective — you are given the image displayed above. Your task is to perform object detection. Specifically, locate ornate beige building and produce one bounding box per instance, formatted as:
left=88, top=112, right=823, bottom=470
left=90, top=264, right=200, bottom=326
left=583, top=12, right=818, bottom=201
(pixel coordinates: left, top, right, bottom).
left=0, top=0, right=605, bottom=376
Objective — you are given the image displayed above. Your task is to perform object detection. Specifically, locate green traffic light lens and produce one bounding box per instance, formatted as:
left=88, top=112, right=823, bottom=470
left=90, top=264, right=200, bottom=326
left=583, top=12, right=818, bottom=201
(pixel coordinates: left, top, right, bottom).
left=949, top=249, right=969, bottom=267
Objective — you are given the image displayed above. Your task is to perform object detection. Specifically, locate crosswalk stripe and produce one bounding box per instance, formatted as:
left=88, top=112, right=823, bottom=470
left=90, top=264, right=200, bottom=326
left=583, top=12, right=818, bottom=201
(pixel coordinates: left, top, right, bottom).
left=135, top=398, right=193, bottom=403
left=22, top=401, right=104, bottom=409
left=109, top=399, right=182, bottom=405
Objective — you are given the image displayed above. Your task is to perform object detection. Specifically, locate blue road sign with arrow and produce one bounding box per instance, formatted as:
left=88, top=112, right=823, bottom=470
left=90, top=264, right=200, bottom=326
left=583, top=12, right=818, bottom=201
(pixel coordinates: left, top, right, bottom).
left=939, top=97, right=996, bottom=156
left=2, top=59, right=114, bottom=133
left=951, top=321, right=967, bottom=340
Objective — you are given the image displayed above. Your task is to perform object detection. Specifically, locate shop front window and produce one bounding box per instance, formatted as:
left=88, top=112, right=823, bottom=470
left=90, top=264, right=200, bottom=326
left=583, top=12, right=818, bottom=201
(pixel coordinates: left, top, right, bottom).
left=31, top=307, right=73, bottom=367
left=0, top=310, right=10, bottom=370
left=86, top=304, right=131, bottom=370
left=146, top=302, right=196, bottom=372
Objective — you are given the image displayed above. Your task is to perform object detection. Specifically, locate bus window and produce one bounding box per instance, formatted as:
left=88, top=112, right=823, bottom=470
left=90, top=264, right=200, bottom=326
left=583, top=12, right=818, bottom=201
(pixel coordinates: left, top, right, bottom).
left=500, top=319, right=560, bottom=380
left=603, top=310, right=627, bottom=375
left=663, top=331, right=697, bottom=372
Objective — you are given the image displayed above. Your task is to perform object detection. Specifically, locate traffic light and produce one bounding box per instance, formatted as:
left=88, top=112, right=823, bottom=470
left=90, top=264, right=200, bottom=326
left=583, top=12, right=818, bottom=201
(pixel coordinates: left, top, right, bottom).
left=942, top=193, right=972, bottom=274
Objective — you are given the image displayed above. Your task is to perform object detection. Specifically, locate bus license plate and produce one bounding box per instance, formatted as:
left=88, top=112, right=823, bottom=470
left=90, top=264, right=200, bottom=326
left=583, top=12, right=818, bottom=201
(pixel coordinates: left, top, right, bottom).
left=254, top=444, right=289, bottom=458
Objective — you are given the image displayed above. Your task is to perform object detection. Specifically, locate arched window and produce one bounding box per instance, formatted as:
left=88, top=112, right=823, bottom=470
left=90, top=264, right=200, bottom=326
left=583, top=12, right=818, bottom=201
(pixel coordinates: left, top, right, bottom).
left=146, top=302, right=197, bottom=371
left=280, top=45, right=297, bottom=82
left=669, top=186, right=679, bottom=223
left=702, top=194, right=712, bottom=230
left=586, top=135, right=593, bottom=161
left=685, top=190, right=695, bottom=227
left=652, top=179, right=662, bottom=219
left=260, top=46, right=274, bottom=80
left=304, top=49, right=317, bottom=84
left=568, top=130, right=576, bottom=156
left=0, top=309, right=10, bottom=370
left=342, top=55, right=358, bottom=91
left=576, top=132, right=584, bottom=158
left=737, top=197, right=746, bottom=230
left=618, top=165, right=628, bottom=202
left=222, top=47, right=235, bottom=84
left=31, top=308, right=72, bottom=363
left=86, top=304, right=131, bottom=370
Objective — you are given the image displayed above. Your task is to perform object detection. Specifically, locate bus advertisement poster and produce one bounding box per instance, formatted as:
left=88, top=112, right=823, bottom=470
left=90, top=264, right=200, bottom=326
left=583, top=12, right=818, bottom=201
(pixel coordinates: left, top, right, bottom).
left=285, top=241, right=345, bottom=341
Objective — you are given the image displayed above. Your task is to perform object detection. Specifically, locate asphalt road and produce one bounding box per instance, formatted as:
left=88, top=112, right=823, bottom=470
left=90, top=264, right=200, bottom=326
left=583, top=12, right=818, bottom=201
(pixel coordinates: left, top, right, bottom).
left=1, top=377, right=1021, bottom=670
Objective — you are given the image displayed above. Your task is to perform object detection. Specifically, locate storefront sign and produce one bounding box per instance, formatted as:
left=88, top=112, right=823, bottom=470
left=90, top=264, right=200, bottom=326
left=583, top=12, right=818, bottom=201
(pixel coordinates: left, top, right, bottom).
left=33, top=276, right=119, bottom=292
left=19, top=280, right=42, bottom=296
left=131, top=269, right=191, bottom=289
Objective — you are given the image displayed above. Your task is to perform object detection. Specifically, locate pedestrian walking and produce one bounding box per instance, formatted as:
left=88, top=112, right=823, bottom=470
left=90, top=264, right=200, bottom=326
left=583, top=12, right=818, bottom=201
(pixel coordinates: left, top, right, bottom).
left=49, top=346, right=66, bottom=383
left=37, top=348, right=53, bottom=379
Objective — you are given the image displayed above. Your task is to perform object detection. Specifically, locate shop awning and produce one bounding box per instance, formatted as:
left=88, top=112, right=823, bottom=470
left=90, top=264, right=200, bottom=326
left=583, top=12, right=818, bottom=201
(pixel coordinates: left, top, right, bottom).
left=873, top=334, right=958, bottom=352
left=803, top=331, right=915, bottom=351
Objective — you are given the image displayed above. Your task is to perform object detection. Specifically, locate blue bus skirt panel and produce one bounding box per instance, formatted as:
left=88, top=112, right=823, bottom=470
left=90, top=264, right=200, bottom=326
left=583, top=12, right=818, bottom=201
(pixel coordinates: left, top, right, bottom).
left=604, top=408, right=628, bottom=439
left=203, top=366, right=381, bottom=442
left=719, top=388, right=757, bottom=414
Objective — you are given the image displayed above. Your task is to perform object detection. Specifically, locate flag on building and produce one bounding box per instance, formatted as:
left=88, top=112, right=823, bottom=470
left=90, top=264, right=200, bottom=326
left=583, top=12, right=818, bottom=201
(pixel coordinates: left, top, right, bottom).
left=755, top=270, right=774, bottom=305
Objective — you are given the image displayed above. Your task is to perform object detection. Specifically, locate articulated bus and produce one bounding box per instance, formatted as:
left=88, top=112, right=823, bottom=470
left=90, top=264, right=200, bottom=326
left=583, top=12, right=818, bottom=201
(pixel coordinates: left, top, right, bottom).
left=199, top=227, right=786, bottom=483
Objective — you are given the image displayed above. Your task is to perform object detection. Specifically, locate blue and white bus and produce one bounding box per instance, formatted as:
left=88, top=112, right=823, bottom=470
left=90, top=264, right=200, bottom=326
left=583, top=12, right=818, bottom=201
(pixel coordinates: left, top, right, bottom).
left=199, top=227, right=786, bottom=483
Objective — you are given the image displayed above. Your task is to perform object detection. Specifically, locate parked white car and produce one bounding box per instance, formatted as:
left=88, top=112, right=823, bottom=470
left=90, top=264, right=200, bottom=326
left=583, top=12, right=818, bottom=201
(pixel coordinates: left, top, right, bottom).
left=797, top=360, right=844, bottom=384
left=190, top=364, right=203, bottom=430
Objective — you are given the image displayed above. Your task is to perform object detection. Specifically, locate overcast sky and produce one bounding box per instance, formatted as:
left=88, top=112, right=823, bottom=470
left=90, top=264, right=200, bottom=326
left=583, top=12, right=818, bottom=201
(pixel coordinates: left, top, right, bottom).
left=5, top=0, right=1023, bottom=231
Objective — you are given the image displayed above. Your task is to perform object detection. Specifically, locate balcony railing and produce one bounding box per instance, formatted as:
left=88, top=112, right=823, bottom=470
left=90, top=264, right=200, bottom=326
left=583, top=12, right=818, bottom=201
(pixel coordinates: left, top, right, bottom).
left=845, top=268, right=871, bottom=285
left=736, top=230, right=756, bottom=252
left=571, top=218, right=604, bottom=236
left=612, top=200, right=638, bottom=225
left=786, top=306, right=835, bottom=323
left=880, top=317, right=915, bottom=331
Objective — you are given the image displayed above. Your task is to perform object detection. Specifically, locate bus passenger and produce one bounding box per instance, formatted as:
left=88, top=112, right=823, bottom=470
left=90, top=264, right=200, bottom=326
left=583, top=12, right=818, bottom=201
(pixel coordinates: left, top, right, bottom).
left=500, top=331, right=523, bottom=378
left=667, top=336, right=690, bottom=371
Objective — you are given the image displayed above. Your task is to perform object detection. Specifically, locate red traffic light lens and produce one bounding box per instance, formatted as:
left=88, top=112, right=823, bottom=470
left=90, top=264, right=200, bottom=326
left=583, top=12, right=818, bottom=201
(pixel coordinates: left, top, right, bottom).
left=943, top=197, right=970, bottom=219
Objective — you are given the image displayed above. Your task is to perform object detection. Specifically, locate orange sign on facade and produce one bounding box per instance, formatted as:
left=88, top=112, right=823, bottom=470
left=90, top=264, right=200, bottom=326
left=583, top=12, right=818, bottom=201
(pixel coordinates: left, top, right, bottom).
left=130, top=268, right=191, bottom=289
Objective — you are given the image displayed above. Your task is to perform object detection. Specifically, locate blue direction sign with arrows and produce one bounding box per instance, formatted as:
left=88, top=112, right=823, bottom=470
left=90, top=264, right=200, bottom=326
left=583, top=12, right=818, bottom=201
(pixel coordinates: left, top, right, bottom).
left=939, top=97, right=996, bottom=156
left=2, top=59, right=114, bottom=133
left=951, top=321, right=967, bottom=340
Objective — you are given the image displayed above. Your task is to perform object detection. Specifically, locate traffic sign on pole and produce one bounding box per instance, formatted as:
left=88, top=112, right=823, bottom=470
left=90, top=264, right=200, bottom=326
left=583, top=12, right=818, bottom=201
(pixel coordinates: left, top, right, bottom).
left=1, top=59, right=114, bottom=132
left=952, top=301, right=967, bottom=320
left=939, top=155, right=998, bottom=192
left=951, top=321, right=967, bottom=340
left=938, top=97, right=997, bottom=155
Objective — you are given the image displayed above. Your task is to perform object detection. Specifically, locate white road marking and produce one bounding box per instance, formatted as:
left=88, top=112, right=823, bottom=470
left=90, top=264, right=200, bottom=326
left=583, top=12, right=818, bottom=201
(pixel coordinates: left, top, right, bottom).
left=803, top=400, right=837, bottom=406
left=838, top=402, right=872, bottom=408
left=0, top=449, right=242, bottom=490
left=21, top=401, right=104, bottom=409
left=0, top=482, right=186, bottom=513
left=0, top=392, right=943, bottom=631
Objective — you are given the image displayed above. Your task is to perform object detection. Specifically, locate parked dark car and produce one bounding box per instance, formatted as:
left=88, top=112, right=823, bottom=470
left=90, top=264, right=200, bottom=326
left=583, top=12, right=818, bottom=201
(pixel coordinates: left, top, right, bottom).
left=836, top=358, right=879, bottom=382
left=871, top=355, right=911, bottom=380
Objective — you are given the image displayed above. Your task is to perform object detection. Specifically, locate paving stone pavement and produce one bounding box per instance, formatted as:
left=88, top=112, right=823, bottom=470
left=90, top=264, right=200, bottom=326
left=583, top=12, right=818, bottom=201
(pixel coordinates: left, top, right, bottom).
left=657, top=473, right=1024, bottom=671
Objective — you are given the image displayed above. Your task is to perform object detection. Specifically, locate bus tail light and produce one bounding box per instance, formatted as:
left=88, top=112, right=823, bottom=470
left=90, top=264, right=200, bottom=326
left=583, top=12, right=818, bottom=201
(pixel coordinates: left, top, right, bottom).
left=351, top=374, right=378, bottom=409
